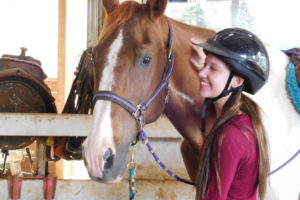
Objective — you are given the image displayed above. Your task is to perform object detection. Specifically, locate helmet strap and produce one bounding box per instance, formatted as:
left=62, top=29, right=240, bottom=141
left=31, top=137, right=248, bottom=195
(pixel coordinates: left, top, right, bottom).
left=201, top=72, right=244, bottom=134
left=208, top=72, right=234, bottom=101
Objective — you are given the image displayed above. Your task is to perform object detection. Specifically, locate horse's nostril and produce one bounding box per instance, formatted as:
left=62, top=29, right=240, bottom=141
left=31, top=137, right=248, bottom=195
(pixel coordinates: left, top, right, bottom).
left=103, top=148, right=112, bottom=160
left=103, top=148, right=115, bottom=170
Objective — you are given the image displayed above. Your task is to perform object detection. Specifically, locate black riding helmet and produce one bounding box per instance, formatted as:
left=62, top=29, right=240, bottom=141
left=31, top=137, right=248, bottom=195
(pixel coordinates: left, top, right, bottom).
left=195, top=27, right=270, bottom=95
left=193, top=28, right=270, bottom=133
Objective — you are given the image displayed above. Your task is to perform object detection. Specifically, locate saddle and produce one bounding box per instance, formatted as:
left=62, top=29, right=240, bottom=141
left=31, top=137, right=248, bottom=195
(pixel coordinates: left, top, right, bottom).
left=0, top=47, right=57, bottom=150
left=285, top=48, right=300, bottom=87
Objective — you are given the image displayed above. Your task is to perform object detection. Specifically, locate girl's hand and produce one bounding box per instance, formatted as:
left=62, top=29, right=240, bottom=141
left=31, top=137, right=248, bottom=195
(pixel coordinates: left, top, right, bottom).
left=190, top=37, right=206, bottom=71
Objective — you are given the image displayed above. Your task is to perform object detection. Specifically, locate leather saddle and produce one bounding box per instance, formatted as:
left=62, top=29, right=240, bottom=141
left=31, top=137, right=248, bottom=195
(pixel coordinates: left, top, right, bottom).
left=0, top=47, right=57, bottom=150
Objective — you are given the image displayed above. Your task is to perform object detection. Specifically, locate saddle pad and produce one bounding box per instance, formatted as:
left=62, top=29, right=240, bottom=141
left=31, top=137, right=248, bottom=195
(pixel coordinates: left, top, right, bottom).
left=286, top=61, right=300, bottom=113
left=285, top=48, right=300, bottom=87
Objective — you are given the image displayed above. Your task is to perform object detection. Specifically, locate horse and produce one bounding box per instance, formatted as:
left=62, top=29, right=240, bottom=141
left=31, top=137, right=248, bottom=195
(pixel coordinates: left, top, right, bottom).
left=82, top=0, right=300, bottom=199
left=82, top=0, right=215, bottom=183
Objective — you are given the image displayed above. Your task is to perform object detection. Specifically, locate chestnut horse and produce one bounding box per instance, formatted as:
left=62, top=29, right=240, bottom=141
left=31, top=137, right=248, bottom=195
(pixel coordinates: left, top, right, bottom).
left=82, top=0, right=215, bottom=184
left=83, top=0, right=300, bottom=199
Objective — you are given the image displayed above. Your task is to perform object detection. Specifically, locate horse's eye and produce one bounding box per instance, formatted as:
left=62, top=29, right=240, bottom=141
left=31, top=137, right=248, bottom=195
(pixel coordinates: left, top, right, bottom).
left=143, top=56, right=152, bottom=64
left=139, top=55, right=152, bottom=68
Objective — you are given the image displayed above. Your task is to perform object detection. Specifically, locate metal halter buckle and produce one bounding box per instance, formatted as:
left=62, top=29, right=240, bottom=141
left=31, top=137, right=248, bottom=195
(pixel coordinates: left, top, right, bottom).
left=132, top=104, right=145, bottom=129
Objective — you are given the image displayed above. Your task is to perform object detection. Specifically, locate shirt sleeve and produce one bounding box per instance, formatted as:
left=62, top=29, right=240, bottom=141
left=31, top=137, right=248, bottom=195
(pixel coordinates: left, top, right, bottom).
left=203, top=125, right=248, bottom=200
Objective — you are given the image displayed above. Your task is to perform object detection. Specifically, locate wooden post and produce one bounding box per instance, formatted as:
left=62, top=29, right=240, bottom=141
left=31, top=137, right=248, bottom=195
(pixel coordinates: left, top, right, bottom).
left=57, top=0, right=67, bottom=113
left=87, top=0, right=99, bottom=47
left=56, top=0, right=67, bottom=179
left=36, top=137, right=47, bottom=177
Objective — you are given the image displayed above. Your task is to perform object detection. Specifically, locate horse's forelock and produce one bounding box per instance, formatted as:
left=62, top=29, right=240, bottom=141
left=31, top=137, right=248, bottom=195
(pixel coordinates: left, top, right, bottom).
left=99, top=1, right=144, bottom=43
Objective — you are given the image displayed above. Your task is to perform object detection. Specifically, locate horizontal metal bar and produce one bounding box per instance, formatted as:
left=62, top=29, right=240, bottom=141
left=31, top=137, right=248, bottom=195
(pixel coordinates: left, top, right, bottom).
left=0, top=113, right=181, bottom=138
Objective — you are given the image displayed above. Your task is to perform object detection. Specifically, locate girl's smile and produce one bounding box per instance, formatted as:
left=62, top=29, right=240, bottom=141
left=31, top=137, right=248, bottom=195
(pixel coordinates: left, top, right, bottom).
left=198, top=54, right=231, bottom=99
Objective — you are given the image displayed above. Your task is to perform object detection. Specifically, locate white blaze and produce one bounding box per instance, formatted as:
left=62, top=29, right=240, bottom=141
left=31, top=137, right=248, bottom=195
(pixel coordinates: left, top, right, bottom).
left=84, top=29, right=124, bottom=175
left=99, top=30, right=124, bottom=91
left=93, top=29, right=124, bottom=143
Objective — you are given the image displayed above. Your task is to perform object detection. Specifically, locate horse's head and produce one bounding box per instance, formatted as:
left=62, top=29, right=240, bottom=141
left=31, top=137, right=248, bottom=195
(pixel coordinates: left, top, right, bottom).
left=83, top=0, right=173, bottom=183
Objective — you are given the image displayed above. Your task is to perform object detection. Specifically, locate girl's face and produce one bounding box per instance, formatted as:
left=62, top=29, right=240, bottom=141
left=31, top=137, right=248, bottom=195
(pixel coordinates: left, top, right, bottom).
left=198, top=54, right=232, bottom=98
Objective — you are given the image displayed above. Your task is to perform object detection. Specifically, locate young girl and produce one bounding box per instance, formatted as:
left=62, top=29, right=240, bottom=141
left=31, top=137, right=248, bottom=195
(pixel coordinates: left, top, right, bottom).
left=191, top=28, right=270, bottom=200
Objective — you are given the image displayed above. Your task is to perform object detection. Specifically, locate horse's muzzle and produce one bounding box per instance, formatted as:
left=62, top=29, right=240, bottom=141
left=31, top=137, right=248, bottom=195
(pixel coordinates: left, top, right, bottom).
left=84, top=148, right=119, bottom=183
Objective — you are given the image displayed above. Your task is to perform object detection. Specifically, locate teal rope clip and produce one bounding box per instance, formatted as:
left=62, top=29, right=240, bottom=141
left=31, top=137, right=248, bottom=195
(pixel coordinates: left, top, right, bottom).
left=127, top=146, right=137, bottom=200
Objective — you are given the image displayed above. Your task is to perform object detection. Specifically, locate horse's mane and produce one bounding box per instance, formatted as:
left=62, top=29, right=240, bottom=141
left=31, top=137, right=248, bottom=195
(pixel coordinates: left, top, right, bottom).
left=99, top=1, right=143, bottom=43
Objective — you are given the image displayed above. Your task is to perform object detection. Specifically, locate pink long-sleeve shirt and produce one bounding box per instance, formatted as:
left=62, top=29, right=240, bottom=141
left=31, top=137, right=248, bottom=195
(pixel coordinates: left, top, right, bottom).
left=203, top=113, right=259, bottom=200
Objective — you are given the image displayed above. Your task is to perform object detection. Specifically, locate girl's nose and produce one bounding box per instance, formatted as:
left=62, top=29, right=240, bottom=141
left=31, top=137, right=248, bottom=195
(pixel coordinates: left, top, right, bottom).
left=198, top=66, right=207, bottom=78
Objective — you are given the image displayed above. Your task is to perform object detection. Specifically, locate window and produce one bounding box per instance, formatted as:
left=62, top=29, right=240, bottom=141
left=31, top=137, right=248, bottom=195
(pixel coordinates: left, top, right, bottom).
left=166, top=0, right=300, bottom=50
left=0, top=0, right=58, bottom=78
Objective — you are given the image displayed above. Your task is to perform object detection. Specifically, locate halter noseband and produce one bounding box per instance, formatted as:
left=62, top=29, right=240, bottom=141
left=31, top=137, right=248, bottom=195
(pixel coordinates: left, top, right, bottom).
left=93, top=19, right=174, bottom=134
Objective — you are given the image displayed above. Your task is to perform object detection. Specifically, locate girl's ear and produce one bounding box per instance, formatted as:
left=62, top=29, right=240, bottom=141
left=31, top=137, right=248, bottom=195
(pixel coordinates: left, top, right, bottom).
left=232, top=75, right=245, bottom=88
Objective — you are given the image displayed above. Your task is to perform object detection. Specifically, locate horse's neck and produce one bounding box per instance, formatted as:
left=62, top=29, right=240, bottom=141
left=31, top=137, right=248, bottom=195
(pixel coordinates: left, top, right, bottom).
left=164, top=19, right=216, bottom=151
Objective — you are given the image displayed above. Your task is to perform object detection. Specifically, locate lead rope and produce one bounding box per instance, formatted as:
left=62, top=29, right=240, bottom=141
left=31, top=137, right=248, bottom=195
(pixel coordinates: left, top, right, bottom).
left=127, top=145, right=137, bottom=200
left=139, top=130, right=195, bottom=185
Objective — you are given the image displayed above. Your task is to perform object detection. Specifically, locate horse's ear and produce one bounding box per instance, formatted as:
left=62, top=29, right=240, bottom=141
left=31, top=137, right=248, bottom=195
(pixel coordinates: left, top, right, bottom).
left=146, top=0, right=168, bottom=19
left=103, top=0, right=120, bottom=14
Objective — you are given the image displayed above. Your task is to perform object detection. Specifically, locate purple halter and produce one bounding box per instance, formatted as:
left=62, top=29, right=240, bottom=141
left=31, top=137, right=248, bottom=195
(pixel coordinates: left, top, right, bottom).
left=93, top=20, right=174, bottom=128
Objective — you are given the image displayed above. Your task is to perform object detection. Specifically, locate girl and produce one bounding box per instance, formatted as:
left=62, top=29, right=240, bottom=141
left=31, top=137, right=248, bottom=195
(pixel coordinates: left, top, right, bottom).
left=191, top=28, right=270, bottom=200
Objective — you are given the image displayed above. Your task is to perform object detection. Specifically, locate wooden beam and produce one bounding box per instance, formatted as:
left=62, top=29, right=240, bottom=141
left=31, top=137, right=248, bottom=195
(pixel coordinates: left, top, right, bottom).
left=0, top=114, right=181, bottom=138
left=0, top=113, right=92, bottom=136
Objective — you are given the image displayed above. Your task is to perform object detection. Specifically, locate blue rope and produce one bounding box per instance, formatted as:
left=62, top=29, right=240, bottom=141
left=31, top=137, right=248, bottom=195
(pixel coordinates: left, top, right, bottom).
left=286, top=61, right=300, bottom=113
left=128, top=168, right=136, bottom=200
